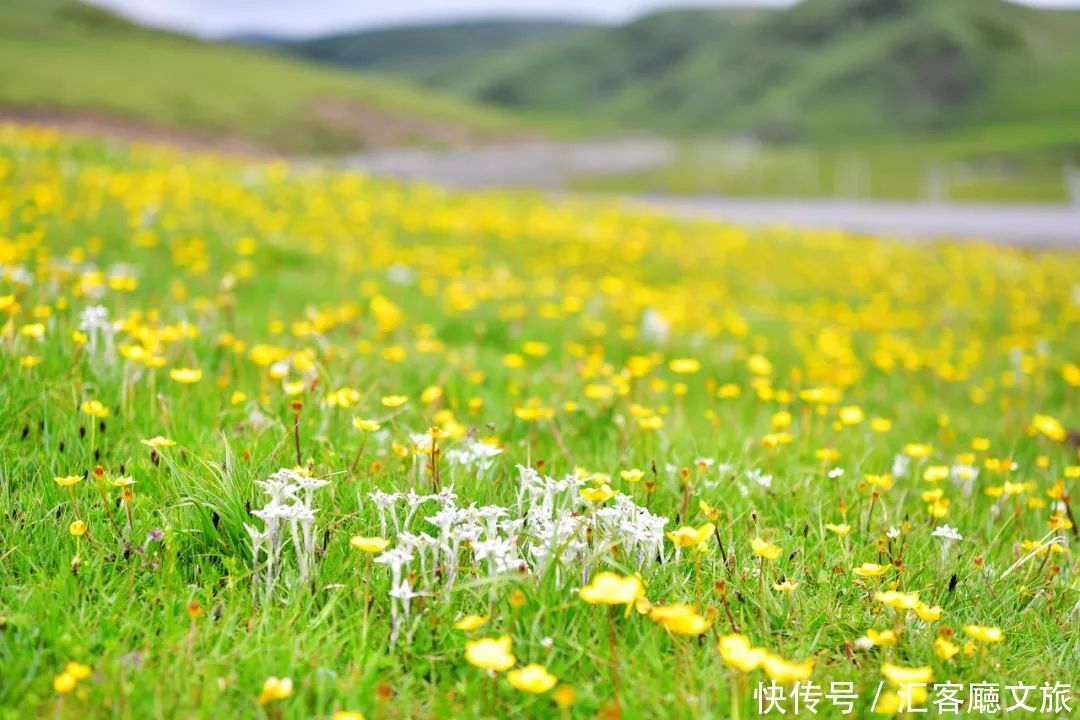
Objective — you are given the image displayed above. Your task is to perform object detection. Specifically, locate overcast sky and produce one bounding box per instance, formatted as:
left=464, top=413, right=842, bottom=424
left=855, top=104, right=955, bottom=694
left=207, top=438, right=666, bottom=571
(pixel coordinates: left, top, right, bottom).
left=83, top=0, right=1080, bottom=38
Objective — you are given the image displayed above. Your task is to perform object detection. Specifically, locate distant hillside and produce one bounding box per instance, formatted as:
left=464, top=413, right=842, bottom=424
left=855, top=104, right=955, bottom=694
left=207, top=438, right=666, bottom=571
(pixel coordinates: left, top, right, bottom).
left=280, top=19, right=591, bottom=77
left=0, top=0, right=525, bottom=152
left=387, top=0, right=1080, bottom=147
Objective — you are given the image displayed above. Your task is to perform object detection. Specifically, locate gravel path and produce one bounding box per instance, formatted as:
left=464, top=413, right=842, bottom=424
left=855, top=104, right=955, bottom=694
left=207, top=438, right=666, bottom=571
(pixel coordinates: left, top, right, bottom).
left=347, top=142, right=1080, bottom=248
left=630, top=195, right=1080, bottom=248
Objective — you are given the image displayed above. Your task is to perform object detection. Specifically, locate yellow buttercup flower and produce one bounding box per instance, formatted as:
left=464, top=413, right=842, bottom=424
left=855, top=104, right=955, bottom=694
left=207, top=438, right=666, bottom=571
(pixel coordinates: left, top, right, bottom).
left=381, top=395, right=408, bottom=408
left=579, top=572, right=642, bottom=606
left=258, top=676, right=293, bottom=705
left=465, top=636, right=515, bottom=672
left=881, top=663, right=933, bottom=686
left=507, top=663, right=557, bottom=693
left=762, top=654, right=814, bottom=683
left=80, top=399, right=109, bottom=418
left=350, top=536, right=390, bottom=553
left=579, top=484, right=616, bottom=503
left=649, top=604, right=710, bottom=635
left=666, top=523, right=715, bottom=548
left=875, top=590, right=920, bottom=610
left=963, top=625, right=1003, bottom=643
left=934, top=637, right=959, bottom=661
left=453, top=615, right=488, bottom=631
left=825, top=523, right=851, bottom=536
left=141, top=436, right=176, bottom=448
left=865, top=628, right=898, bottom=646
left=620, top=468, right=644, bottom=483
left=751, top=537, right=782, bottom=560
left=169, top=367, right=203, bottom=384
left=668, top=358, right=700, bottom=374
left=718, top=634, right=767, bottom=672
left=54, top=475, right=83, bottom=488
left=352, top=417, right=381, bottom=432
left=69, top=520, right=87, bottom=536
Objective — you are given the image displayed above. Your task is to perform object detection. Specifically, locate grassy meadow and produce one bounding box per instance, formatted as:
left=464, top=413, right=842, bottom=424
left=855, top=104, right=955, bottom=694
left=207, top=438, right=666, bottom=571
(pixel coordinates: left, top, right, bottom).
left=0, top=0, right=523, bottom=153
left=0, top=123, right=1078, bottom=719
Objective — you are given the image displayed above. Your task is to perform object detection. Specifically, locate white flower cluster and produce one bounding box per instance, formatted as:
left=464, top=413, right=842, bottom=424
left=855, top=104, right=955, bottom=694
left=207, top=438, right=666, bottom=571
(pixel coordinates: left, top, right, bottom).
left=365, top=465, right=669, bottom=646
left=247, top=468, right=329, bottom=599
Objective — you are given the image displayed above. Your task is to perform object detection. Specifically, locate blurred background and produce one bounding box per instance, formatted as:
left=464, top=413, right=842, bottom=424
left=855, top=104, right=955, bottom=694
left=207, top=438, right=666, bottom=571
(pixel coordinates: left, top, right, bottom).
left=3, top=0, right=1080, bottom=225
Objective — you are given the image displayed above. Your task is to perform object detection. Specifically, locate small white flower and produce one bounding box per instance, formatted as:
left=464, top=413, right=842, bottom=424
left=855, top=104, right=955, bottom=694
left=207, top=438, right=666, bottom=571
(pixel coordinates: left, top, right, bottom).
left=932, top=525, right=963, bottom=542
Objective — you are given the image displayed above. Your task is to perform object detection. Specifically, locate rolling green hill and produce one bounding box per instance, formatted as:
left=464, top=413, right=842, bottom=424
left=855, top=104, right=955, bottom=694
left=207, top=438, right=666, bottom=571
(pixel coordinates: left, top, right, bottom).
left=279, top=19, right=591, bottom=77
left=0, top=0, right=525, bottom=152
left=393, top=0, right=1080, bottom=148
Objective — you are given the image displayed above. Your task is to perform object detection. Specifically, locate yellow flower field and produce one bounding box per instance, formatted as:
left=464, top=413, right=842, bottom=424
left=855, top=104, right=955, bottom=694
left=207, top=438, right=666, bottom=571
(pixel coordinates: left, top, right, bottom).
left=0, top=123, right=1077, bottom=718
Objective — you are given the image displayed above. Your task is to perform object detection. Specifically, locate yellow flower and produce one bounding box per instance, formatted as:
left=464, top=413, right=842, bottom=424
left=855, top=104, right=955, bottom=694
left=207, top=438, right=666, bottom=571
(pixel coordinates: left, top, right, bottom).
left=112, top=476, right=136, bottom=488
left=669, top=358, right=700, bottom=374
left=772, top=577, right=799, bottom=593
left=230, top=391, right=248, bottom=405
left=865, top=474, right=894, bottom=490
left=579, top=484, right=617, bottom=503
left=552, top=684, right=576, bottom=708
left=65, top=662, right=91, bottom=680
left=141, top=436, right=176, bottom=448
left=507, top=664, right=558, bottom=693
left=69, top=520, right=87, bottom=536
left=718, top=634, right=767, bottom=672
left=922, top=465, right=949, bottom=483
left=865, top=629, right=898, bottom=646
left=620, top=468, right=644, bottom=483
left=169, top=367, right=203, bottom=384
left=53, top=672, right=76, bottom=694
left=638, top=415, right=664, bottom=430
left=649, top=604, right=711, bottom=635
left=352, top=417, right=381, bottom=432
left=825, top=523, right=851, bottom=536
left=762, top=654, right=814, bottom=683
left=1031, top=413, right=1065, bottom=442
left=874, top=590, right=920, bottom=610
left=881, top=663, right=933, bottom=686
left=283, top=379, right=309, bottom=397
left=1020, top=539, right=1068, bottom=555
left=963, top=625, right=1003, bottom=643
left=839, top=405, right=864, bottom=425
left=332, top=712, right=365, bottom=720
left=54, top=475, right=83, bottom=488
left=666, top=523, right=715, bottom=548
left=751, top=537, right=782, bottom=560
left=453, top=615, right=488, bottom=631
left=381, top=394, right=408, bottom=408
left=761, top=432, right=792, bottom=449
left=20, top=322, right=45, bottom=338
left=465, top=636, right=515, bottom=672
left=579, top=572, right=642, bottom=606
left=80, top=399, right=109, bottom=418
left=875, top=686, right=928, bottom=714
left=903, top=443, right=932, bottom=458
left=881, top=664, right=933, bottom=686
left=934, top=637, right=959, bottom=661
left=914, top=603, right=942, bottom=622
left=350, top=536, right=390, bottom=553
left=258, top=676, right=293, bottom=705
left=869, top=417, right=892, bottom=433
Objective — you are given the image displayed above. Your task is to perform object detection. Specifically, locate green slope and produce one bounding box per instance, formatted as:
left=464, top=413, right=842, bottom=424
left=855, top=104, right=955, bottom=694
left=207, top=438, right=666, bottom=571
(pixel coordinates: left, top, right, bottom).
left=0, top=0, right=525, bottom=152
left=399, top=0, right=1080, bottom=148
left=280, top=19, right=590, bottom=76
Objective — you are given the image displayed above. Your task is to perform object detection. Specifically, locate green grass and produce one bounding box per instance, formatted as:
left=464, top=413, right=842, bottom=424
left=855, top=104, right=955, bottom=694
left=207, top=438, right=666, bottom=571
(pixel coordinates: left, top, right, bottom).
left=0, top=126, right=1078, bottom=719
left=0, top=0, right=524, bottom=153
